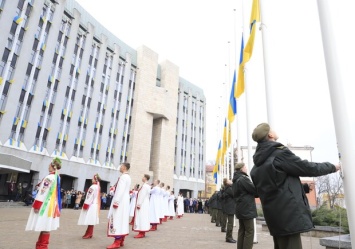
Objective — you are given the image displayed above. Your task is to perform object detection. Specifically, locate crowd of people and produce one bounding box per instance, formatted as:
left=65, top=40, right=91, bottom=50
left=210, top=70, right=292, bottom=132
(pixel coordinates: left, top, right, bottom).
left=22, top=122, right=341, bottom=249
left=24, top=159, right=189, bottom=249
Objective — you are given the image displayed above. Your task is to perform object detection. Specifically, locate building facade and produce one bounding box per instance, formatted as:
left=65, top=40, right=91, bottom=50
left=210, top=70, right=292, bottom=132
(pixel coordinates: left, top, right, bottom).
left=0, top=0, right=206, bottom=198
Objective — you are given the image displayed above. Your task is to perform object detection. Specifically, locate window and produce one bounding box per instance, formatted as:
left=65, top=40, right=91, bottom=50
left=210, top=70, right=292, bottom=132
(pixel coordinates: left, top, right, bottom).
left=2, top=48, right=10, bottom=62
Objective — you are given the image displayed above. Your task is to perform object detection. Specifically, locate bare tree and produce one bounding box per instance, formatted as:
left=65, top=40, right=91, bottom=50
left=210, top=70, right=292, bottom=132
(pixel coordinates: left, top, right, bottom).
left=316, top=173, right=343, bottom=209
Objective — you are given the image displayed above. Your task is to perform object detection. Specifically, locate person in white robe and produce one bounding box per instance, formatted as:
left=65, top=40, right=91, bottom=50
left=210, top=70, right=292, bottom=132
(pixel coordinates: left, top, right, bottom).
left=177, top=192, right=184, bottom=218
left=78, top=173, right=101, bottom=239
left=129, top=184, right=139, bottom=225
left=25, top=158, right=62, bottom=249
left=158, top=183, right=165, bottom=223
left=149, top=179, right=160, bottom=231
left=132, top=174, right=151, bottom=238
left=106, top=163, right=132, bottom=249
left=168, top=191, right=176, bottom=220
left=163, top=185, right=171, bottom=221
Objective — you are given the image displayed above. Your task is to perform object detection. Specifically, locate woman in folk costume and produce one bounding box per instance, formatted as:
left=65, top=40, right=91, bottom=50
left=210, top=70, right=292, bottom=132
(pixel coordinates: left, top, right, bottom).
left=106, top=163, right=132, bottom=249
left=168, top=191, right=176, bottom=220
left=129, top=184, right=139, bottom=225
left=177, top=192, right=184, bottom=218
left=78, top=173, right=101, bottom=239
left=132, top=174, right=151, bottom=238
left=25, top=157, right=62, bottom=249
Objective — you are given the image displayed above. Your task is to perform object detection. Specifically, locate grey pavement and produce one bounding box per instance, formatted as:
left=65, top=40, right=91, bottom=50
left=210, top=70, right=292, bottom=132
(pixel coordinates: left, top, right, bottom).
left=0, top=204, right=323, bottom=249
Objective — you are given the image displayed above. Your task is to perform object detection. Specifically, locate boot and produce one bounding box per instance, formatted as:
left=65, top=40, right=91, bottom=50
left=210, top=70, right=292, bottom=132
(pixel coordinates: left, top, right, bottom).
left=134, top=232, right=145, bottom=238
left=149, top=224, right=157, bottom=231
left=120, top=236, right=126, bottom=246
left=129, top=217, right=134, bottom=225
left=82, top=225, right=94, bottom=239
left=169, top=216, right=173, bottom=220
left=159, top=218, right=163, bottom=224
left=36, top=232, right=50, bottom=249
left=106, top=238, right=121, bottom=249
left=163, top=216, right=168, bottom=222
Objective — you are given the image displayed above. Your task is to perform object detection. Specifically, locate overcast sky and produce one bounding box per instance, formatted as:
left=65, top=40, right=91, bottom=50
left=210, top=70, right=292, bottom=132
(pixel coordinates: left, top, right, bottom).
left=75, top=0, right=353, bottom=165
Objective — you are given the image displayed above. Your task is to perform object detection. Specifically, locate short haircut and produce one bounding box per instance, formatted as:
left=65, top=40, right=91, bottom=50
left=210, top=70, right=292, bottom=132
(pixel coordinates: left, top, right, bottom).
left=121, top=162, right=130, bottom=170
left=167, top=185, right=170, bottom=189
left=144, top=174, right=150, bottom=181
left=156, top=179, right=160, bottom=184
left=160, top=182, right=165, bottom=187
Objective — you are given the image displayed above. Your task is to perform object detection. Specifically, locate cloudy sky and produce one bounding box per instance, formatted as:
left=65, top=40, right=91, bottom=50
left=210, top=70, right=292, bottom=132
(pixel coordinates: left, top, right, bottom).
left=75, top=0, right=353, bottom=165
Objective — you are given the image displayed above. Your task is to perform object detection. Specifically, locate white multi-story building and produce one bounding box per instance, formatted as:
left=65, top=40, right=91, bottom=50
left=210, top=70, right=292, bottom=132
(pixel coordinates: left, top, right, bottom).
left=0, top=0, right=206, bottom=198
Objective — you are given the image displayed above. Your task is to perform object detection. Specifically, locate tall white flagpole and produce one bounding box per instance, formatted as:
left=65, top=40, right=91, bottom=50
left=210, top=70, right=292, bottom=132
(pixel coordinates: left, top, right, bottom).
left=259, top=0, right=276, bottom=129
left=317, top=0, right=355, bottom=241
left=242, top=0, right=258, bottom=243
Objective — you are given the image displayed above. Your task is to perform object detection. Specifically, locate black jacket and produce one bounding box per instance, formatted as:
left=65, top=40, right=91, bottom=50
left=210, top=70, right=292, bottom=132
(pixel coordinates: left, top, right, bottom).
left=233, top=171, right=257, bottom=220
left=208, top=192, right=218, bottom=209
left=250, top=140, right=336, bottom=236
left=221, top=184, right=235, bottom=215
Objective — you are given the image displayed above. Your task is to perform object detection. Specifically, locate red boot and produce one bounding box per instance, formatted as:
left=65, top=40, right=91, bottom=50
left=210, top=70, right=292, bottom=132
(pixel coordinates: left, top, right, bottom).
left=159, top=218, right=163, bottom=224
left=82, top=225, right=94, bottom=239
left=106, top=238, right=121, bottom=249
left=134, top=232, right=145, bottom=238
left=169, top=216, right=174, bottom=220
left=36, top=232, right=50, bottom=249
left=149, top=224, right=157, bottom=231
left=129, top=216, right=135, bottom=225
left=120, top=236, right=126, bottom=247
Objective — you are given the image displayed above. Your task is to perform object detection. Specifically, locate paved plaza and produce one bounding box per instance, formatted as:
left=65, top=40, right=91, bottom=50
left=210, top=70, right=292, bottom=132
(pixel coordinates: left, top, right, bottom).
left=0, top=203, right=324, bottom=249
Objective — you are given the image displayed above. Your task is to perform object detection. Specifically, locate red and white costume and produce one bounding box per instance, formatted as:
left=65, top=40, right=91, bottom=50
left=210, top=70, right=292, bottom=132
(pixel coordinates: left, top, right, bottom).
left=168, top=193, right=175, bottom=218
left=107, top=172, right=131, bottom=237
left=133, top=183, right=150, bottom=232
left=78, top=183, right=100, bottom=225
left=149, top=185, right=160, bottom=225
left=129, top=190, right=138, bottom=217
left=26, top=172, right=60, bottom=232
left=177, top=194, right=184, bottom=217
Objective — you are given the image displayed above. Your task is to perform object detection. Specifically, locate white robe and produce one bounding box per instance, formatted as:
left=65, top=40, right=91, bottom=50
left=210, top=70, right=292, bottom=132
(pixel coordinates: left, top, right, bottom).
left=163, top=190, right=170, bottom=216
left=107, top=173, right=131, bottom=236
left=78, top=184, right=100, bottom=225
left=168, top=194, right=175, bottom=217
left=177, top=195, right=184, bottom=215
left=158, top=187, right=165, bottom=219
left=26, top=173, right=60, bottom=232
left=149, top=186, right=160, bottom=224
left=129, top=190, right=138, bottom=217
left=133, top=183, right=150, bottom=232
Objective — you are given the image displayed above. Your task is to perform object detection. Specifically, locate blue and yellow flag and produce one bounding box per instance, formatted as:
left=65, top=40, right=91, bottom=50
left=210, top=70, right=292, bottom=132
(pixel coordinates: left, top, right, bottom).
left=244, top=0, right=260, bottom=64
left=228, top=71, right=237, bottom=123
left=235, top=35, right=245, bottom=98
left=213, top=140, right=222, bottom=184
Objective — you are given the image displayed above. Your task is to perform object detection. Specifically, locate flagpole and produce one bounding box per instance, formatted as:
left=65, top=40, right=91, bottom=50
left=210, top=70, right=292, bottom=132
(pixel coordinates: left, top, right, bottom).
left=259, top=0, right=276, bottom=129
left=317, top=0, right=355, bottom=241
left=242, top=0, right=258, bottom=243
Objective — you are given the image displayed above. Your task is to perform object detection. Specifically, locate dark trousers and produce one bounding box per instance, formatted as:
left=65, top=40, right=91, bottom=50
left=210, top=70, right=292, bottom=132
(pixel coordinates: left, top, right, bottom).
left=221, top=212, right=227, bottom=230
left=225, top=214, right=235, bottom=240
left=237, top=218, right=254, bottom=249
left=273, top=233, right=302, bottom=249
left=216, top=209, right=223, bottom=226
left=211, top=208, right=217, bottom=222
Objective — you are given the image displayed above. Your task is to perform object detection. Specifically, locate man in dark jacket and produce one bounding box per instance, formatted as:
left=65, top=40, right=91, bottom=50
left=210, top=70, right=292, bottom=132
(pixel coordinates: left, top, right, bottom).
left=250, top=123, right=340, bottom=249
left=208, top=191, right=218, bottom=223
left=233, top=162, right=258, bottom=249
left=222, top=178, right=237, bottom=243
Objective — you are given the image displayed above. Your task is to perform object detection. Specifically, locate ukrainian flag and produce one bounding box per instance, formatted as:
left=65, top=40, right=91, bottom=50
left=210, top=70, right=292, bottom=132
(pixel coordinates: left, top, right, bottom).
left=213, top=141, right=222, bottom=184
left=228, top=71, right=237, bottom=123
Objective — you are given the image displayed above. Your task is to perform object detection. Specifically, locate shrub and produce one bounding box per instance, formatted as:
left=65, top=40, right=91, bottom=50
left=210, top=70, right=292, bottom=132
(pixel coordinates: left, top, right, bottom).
left=312, top=203, right=349, bottom=233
